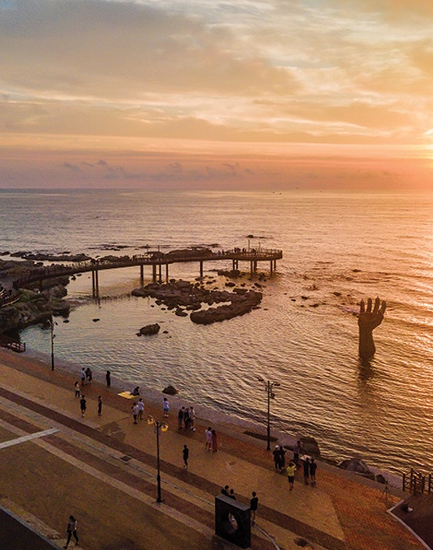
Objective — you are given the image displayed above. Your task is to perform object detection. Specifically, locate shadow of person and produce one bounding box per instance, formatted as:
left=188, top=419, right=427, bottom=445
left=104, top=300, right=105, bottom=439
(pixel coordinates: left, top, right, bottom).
left=358, top=297, right=386, bottom=361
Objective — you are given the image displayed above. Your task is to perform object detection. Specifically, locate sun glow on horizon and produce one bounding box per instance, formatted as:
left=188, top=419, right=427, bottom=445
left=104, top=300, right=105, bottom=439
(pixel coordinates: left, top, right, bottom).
left=2, top=0, right=433, bottom=189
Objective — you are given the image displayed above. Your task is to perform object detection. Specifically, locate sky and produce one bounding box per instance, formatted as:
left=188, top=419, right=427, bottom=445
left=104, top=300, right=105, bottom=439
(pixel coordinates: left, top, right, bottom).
left=2, top=0, right=433, bottom=190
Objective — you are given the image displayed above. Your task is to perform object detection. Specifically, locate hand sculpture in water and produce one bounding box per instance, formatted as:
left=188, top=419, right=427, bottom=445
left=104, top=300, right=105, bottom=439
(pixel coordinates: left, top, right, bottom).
left=358, top=297, right=386, bottom=360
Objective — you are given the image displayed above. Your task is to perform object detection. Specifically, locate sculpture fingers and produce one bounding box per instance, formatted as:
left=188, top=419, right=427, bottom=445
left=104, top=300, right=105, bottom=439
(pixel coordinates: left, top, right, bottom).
left=360, top=299, right=365, bottom=314
left=381, top=300, right=386, bottom=315
left=366, top=297, right=372, bottom=313
left=373, top=296, right=380, bottom=314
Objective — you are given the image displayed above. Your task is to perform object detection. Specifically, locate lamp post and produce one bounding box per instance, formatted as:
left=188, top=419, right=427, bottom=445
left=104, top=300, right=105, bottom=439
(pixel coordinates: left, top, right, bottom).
left=147, top=415, right=168, bottom=503
left=257, top=376, right=280, bottom=450
left=47, top=316, right=56, bottom=371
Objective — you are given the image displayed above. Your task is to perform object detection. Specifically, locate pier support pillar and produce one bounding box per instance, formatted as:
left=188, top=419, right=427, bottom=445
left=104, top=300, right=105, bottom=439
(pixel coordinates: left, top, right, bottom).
left=140, top=265, right=144, bottom=287
left=166, top=264, right=169, bottom=282
left=92, top=269, right=99, bottom=299
left=200, top=261, right=203, bottom=278
left=158, top=264, right=162, bottom=283
left=152, top=264, right=157, bottom=283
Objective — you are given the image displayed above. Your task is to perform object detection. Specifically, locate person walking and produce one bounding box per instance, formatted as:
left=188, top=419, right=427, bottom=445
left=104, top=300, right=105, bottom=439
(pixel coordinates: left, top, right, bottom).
left=63, top=515, right=78, bottom=548
left=183, top=444, right=189, bottom=469
left=278, top=445, right=287, bottom=471
left=286, top=460, right=296, bottom=491
left=310, top=458, right=317, bottom=486
left=211, top=429, right=218, bottom=452
left=85, top=367, right=92, bottom=384
left=97, top=395, right=102, bottom=416
left=106, top=370, right=111, bottom=387
left=303, top=457, right=310, bottom=485
left=273, top=445, right=280, bottom=472
left=163, top=397, right=169, bottom=417
left=80, top=395, right=86, bottom=417
left=188, top=406, right=196, bottom=431
left=183, top=407, right=190, bottom=430
left=205, top=427, right=212, bottom=450
left=178, top=407, right=185, bottom=429
left=132, top=402, right=139, bottom=424
left=74, top=382, right=80, bottom=398
left=250, top=492, right=258, bottom=525
left=80, top=368, right=86, bottom=386
left=138, top=398, right=144, bottom=420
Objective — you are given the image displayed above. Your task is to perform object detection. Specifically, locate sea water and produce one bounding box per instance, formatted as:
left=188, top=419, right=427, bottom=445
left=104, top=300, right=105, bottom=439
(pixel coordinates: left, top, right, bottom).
left=1, top=188, right=433, bottom=475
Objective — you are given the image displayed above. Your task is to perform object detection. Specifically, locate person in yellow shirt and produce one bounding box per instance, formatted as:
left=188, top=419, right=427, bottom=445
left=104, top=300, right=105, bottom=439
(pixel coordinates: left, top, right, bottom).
left=286, top=461, right=296, bottom=491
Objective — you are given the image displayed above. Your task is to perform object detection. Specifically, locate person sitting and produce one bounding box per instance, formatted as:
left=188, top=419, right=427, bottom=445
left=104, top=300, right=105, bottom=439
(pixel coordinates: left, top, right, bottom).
left=131, top=386, right=140, bottom=396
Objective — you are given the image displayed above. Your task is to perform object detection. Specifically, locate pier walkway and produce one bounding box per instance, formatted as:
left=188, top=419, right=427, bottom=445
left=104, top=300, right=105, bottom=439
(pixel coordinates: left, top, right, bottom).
left=13, top=247, right=283, bottom=297
left=0, top=348, right=428, bottom=550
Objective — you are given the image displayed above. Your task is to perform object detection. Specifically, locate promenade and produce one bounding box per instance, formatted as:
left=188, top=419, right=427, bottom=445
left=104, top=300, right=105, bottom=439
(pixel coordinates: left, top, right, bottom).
left=0, top=348, right=427, bottom=550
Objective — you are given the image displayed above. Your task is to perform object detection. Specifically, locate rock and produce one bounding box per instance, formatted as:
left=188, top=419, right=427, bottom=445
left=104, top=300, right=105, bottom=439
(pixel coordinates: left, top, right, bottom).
left=300, top=436, right=320, bottom=457
left=376, top=474, right=386, bottom=484
left=138, top=323, right=160, bottom=336
left=338, top=457, right=375, bottom=479
left=175, top=308, right=188, bottom=317
left=162, top=385, right=178, bottom=395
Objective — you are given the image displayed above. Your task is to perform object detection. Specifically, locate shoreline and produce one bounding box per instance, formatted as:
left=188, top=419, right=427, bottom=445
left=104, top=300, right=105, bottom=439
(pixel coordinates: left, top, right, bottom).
left=0, top=344, right=403, bottom=490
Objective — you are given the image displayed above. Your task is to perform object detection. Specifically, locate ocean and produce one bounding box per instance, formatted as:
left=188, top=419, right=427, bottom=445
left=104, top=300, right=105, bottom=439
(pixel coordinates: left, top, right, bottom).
left=1, top=188, right=433, bottom=476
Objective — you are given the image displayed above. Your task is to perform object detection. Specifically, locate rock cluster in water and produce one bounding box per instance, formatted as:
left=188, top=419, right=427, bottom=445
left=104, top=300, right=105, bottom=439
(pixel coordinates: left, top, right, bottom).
left=132, top=280, right=262, bottom=325
left=0, top=258, right=71, bottom=334
left=3, top=251, right=91, bottom=262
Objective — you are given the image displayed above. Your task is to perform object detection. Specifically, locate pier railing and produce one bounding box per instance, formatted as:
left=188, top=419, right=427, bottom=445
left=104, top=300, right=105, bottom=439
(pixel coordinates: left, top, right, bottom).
left=402, top=468, right=433, bottom=495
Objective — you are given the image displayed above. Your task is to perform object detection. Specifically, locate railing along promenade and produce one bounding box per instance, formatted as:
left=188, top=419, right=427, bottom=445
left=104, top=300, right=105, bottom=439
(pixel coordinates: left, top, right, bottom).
left=402, top=468, right=433, bottom=495
left=13, top=247, right=283, bottom=298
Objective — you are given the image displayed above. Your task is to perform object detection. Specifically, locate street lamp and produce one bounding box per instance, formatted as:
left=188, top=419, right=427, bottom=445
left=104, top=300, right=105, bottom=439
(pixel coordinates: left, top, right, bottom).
left=147, top=415, right=168, bottom=503
left=47, top=316, right=56, bottom=371
left=257, top=376, right=280, bottom=450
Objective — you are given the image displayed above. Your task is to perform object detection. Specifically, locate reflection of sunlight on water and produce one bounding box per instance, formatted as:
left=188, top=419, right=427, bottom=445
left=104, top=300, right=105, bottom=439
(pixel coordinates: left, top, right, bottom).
left=10, top=190, right=433, bottom=475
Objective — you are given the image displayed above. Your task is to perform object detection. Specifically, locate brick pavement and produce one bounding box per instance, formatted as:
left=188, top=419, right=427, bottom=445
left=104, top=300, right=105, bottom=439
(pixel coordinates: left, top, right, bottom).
left=0, top=348, right=429, bottom=550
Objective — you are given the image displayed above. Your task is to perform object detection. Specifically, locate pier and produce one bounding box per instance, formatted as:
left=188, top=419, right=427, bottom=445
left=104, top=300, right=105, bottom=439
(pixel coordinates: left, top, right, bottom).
left=13, top=247, right=283, bottom=298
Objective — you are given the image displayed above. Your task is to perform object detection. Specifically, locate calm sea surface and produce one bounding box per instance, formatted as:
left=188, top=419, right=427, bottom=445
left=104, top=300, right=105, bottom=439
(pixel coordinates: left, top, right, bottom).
left=1, top=189, right=433, bottom=475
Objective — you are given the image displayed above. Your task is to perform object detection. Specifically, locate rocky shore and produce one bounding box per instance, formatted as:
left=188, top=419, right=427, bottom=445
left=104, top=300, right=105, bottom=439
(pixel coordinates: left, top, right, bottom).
left=0, top=250, right=265, bottom=335
left=0, top=258, right=71, bottom=335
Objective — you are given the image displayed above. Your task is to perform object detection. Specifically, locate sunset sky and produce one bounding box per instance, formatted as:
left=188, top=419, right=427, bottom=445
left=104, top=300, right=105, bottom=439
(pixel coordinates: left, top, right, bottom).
left=2, top=0, right=433, bottom=190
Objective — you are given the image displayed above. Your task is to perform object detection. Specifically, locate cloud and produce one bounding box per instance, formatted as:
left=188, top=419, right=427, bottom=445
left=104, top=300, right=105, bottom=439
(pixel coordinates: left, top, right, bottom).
left=1, top=0, right=433, bottom=190
left=0, top=0, right=298, bottom=99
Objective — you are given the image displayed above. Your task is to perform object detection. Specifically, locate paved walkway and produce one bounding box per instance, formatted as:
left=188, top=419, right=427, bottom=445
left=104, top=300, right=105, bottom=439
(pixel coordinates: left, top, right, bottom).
left=0, top=348, right=428, bottom=550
